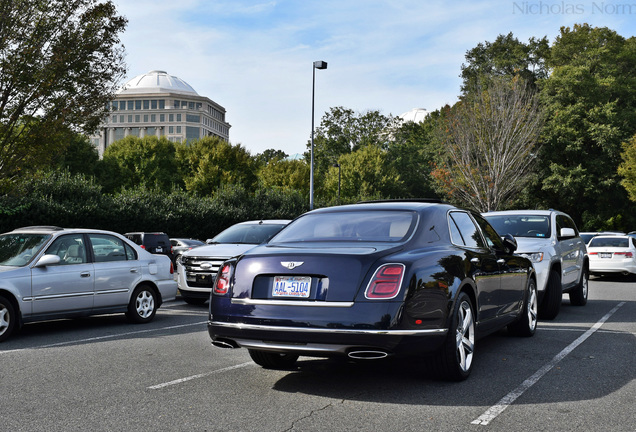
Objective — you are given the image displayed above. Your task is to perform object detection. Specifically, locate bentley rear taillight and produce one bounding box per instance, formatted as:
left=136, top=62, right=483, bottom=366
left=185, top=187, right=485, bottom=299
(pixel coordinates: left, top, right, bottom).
left=365, top=264, right=405, bottom=299
left=214, top=263, right=232, bottom=295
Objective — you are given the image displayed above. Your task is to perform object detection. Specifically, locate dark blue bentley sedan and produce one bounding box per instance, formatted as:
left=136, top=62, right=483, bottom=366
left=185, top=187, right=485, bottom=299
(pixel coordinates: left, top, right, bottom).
left=208, top=200, right=537, bottom=380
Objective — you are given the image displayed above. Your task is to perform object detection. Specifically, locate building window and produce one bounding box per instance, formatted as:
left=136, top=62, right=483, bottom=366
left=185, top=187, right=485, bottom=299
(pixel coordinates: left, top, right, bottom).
left=159, top=100, right=165, bottom=109
left=186, top=126, right=199, bottom=141
left=151, top=114, right=156, bottom=122
left=186, top=114, right=200, bottom=123
left=135, top=115, right=140, bottom=122
left=119, top=115, right=124, bottom=123
left=127, top=101, right=134, bottom=110
left=169, top=126, right=174, bottom=134
left=119, top=101, right=126, bottom=110
left=176, top=114, right=182, bottom=122
left=143, top=100, right=149, bottom=109
left=112, top=115, right=117, bottom=123
left=114, top=128, right=125, bottom=141
left=143, top=115, right=148, bottom=122
left=174, top=100, right=180, bottom=109
left=135, top=100, right=141, bottom=110
left=169, top=114, right=174, bottom=122
left=128, top=115, right=133, bottom=123
left=146, top=127, right=156, bottom=136
left=176, top=126, right=182, bottom=133
left=151, top=100, right=157, bottom=109
left=130, top=127, right=140, bottom=137
left=160, top=114, right=165, bottom=122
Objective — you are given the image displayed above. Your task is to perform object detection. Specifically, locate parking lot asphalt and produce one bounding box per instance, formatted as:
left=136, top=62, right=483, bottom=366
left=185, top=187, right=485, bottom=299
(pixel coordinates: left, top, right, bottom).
left=1, top=276, right=634, bottom=432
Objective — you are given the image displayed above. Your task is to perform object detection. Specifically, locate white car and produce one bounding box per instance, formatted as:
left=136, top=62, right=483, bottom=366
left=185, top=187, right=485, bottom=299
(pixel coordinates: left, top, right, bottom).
left=483, top=210, right=588, bottom=319
left=178, top=220, right=290, bottom=304
left=0, top=226, right=178, bottom=342
left=588, top=235, right=636, bottom=276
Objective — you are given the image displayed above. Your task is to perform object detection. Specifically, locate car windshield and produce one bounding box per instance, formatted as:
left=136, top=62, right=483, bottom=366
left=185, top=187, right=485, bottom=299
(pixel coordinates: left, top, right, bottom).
left=588, top=237, right=629, bottom=248
left=0, top=233, right=51, bottom=267
left=484, top=215, right=551, bottom=238
left=271, top=210, right=416, bottom=243
left=210, top=224, right=287, bottom=244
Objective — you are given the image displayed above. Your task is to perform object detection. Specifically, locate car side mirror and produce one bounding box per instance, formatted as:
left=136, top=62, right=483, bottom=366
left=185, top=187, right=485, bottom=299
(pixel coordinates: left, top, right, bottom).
left=559, top=227, right=576, bottom=239
left=33, top=254, right=61, bottom=268
left=501, top=234, right=517, bottom=254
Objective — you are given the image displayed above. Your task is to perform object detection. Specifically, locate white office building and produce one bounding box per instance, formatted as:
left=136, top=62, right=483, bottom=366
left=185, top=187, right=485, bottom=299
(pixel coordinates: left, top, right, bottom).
left=92, top=70, right=230, bottom=156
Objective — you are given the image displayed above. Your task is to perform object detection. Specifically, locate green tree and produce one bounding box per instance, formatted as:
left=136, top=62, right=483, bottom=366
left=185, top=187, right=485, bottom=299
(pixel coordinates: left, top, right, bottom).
left=387, top=114, right=441, bottom=198
left=618, top=134, right=636, bottom=201
left=51, top=132, right=100, bottom=177
left=258, top=158, right=309, bottom=193
left=535, top=24, right=636, bottom=229
left=322, top=145, right=402, bottom=203
left=461, top=32, right=550, bottom=93
left=102, top=136, right=181, bottom=192
left=176, top=137, right=258, bottom=196
left=0, top=0, right=127, bottom=183
left=309, top=107, right=399, bottom=196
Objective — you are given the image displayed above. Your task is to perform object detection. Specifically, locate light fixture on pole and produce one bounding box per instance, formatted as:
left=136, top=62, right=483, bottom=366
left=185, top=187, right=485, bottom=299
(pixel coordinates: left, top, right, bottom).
left=310, top=60, right=327, bottom=210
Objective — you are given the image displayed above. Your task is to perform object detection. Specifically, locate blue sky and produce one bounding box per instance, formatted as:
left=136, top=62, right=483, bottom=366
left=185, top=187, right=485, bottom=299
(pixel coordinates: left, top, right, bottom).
left=112, top=0, right=636, bottom=156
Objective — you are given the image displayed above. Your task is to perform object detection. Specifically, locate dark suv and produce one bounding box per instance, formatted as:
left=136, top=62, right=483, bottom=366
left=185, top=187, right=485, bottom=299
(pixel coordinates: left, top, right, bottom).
left=124, top=232, right=173, bottom=260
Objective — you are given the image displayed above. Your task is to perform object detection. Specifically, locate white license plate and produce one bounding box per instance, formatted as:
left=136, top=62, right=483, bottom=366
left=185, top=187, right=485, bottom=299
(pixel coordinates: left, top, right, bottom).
left=272, top=276, right=311, bottom=298
left=156, top=247, right=163, bottom=252
left=599, top=252, right=612, bottom=258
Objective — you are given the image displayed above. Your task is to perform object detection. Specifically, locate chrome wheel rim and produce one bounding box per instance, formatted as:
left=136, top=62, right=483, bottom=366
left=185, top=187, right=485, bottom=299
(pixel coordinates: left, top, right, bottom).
left=0, top=304, right=9, bottom=336
left=455, top=301, right=475, bottom=373
left=582, top=273, right=589, bottom=299
left=135, top=291, right=155, bottom=318
left=528, top=284, right=538, bottom=332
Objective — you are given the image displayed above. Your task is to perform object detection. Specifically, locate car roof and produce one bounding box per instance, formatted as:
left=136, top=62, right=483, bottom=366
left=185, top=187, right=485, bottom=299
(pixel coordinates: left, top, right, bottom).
left=6, top=226, right=128, bottom=237
left=484, top=209, right=556, bottom=216
left=310, top=199, right=455, bottom=214
left=232, top=219, right=292, bottom=225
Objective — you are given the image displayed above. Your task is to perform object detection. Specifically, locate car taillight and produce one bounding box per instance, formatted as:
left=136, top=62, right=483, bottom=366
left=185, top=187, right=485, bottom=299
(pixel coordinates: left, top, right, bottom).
left=214, top=263, right=232, bottom=295
left=170, top=261, right=174, bottom=274
left=364, top=264, right=405, bottom=299
left=140, top=245, right=146, bottom=249
left=615, top=252, right=633, bottom=258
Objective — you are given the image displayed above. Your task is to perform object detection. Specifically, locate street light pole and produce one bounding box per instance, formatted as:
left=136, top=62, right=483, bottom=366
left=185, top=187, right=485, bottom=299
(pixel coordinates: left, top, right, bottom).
left=310, top=60, right=327, bottom=210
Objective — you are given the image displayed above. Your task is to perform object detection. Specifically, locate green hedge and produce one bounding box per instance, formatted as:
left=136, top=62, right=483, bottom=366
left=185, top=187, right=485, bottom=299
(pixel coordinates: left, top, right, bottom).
left=0, top=171, right=307, bottom=239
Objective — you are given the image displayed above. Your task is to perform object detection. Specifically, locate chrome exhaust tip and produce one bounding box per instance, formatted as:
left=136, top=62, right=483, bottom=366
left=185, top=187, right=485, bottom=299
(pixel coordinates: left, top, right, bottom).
left=347, top=350, right=389, bottom=360
left=212, top=338, right=239, bottom=349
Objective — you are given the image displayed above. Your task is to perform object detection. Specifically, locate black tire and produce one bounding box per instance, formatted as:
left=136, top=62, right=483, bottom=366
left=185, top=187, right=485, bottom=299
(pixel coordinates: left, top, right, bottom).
left=508, top=278, right=538, bottom=337
left=0, top=295, right=17, bottom=343
left=538, top=269, right=562, bottom=320
left=126, top=285, right=158, bottom=323
left=429, top=292, right=475, bottom=381
left=248, top=349, right=299, bottom=369
left=569, top=268, right=589, bottom=306
left=182, top=296, right=207, bottom=305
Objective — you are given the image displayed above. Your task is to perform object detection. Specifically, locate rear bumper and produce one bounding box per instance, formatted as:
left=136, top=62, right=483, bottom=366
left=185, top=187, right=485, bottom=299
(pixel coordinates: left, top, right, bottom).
left=208, top=320, right=448, bottom=358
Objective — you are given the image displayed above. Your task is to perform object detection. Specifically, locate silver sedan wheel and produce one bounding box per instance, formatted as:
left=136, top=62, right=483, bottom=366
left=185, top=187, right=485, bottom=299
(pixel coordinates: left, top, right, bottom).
left=0, top=304, right=10, bottom=336
left=455, top=300, right=475, bottom=373
left=135, top=290, right=155, bottom=319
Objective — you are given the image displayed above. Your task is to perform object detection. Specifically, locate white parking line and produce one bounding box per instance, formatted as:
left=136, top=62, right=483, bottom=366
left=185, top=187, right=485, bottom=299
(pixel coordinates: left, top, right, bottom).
left=0, top=321, right=207, bottom=355
left=471, top=301, right=625, bottom=426
left=148, top=362, right=254, bottom=389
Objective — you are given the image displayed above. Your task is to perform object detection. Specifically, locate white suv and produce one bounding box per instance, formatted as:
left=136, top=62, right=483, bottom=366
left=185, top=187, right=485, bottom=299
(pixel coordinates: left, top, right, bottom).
left=483, top=210, right=588, bottom=319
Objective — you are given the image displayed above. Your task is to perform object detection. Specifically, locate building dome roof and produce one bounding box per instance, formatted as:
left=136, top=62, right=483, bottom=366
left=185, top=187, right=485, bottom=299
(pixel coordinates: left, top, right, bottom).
left=118, top=70, right=199, bottom=96
left=399, top=108, right=430, bottom=123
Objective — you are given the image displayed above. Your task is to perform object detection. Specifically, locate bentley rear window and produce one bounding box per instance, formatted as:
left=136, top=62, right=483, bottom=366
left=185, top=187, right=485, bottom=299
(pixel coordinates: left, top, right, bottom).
left=271, top=211, right=416, bottom=243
